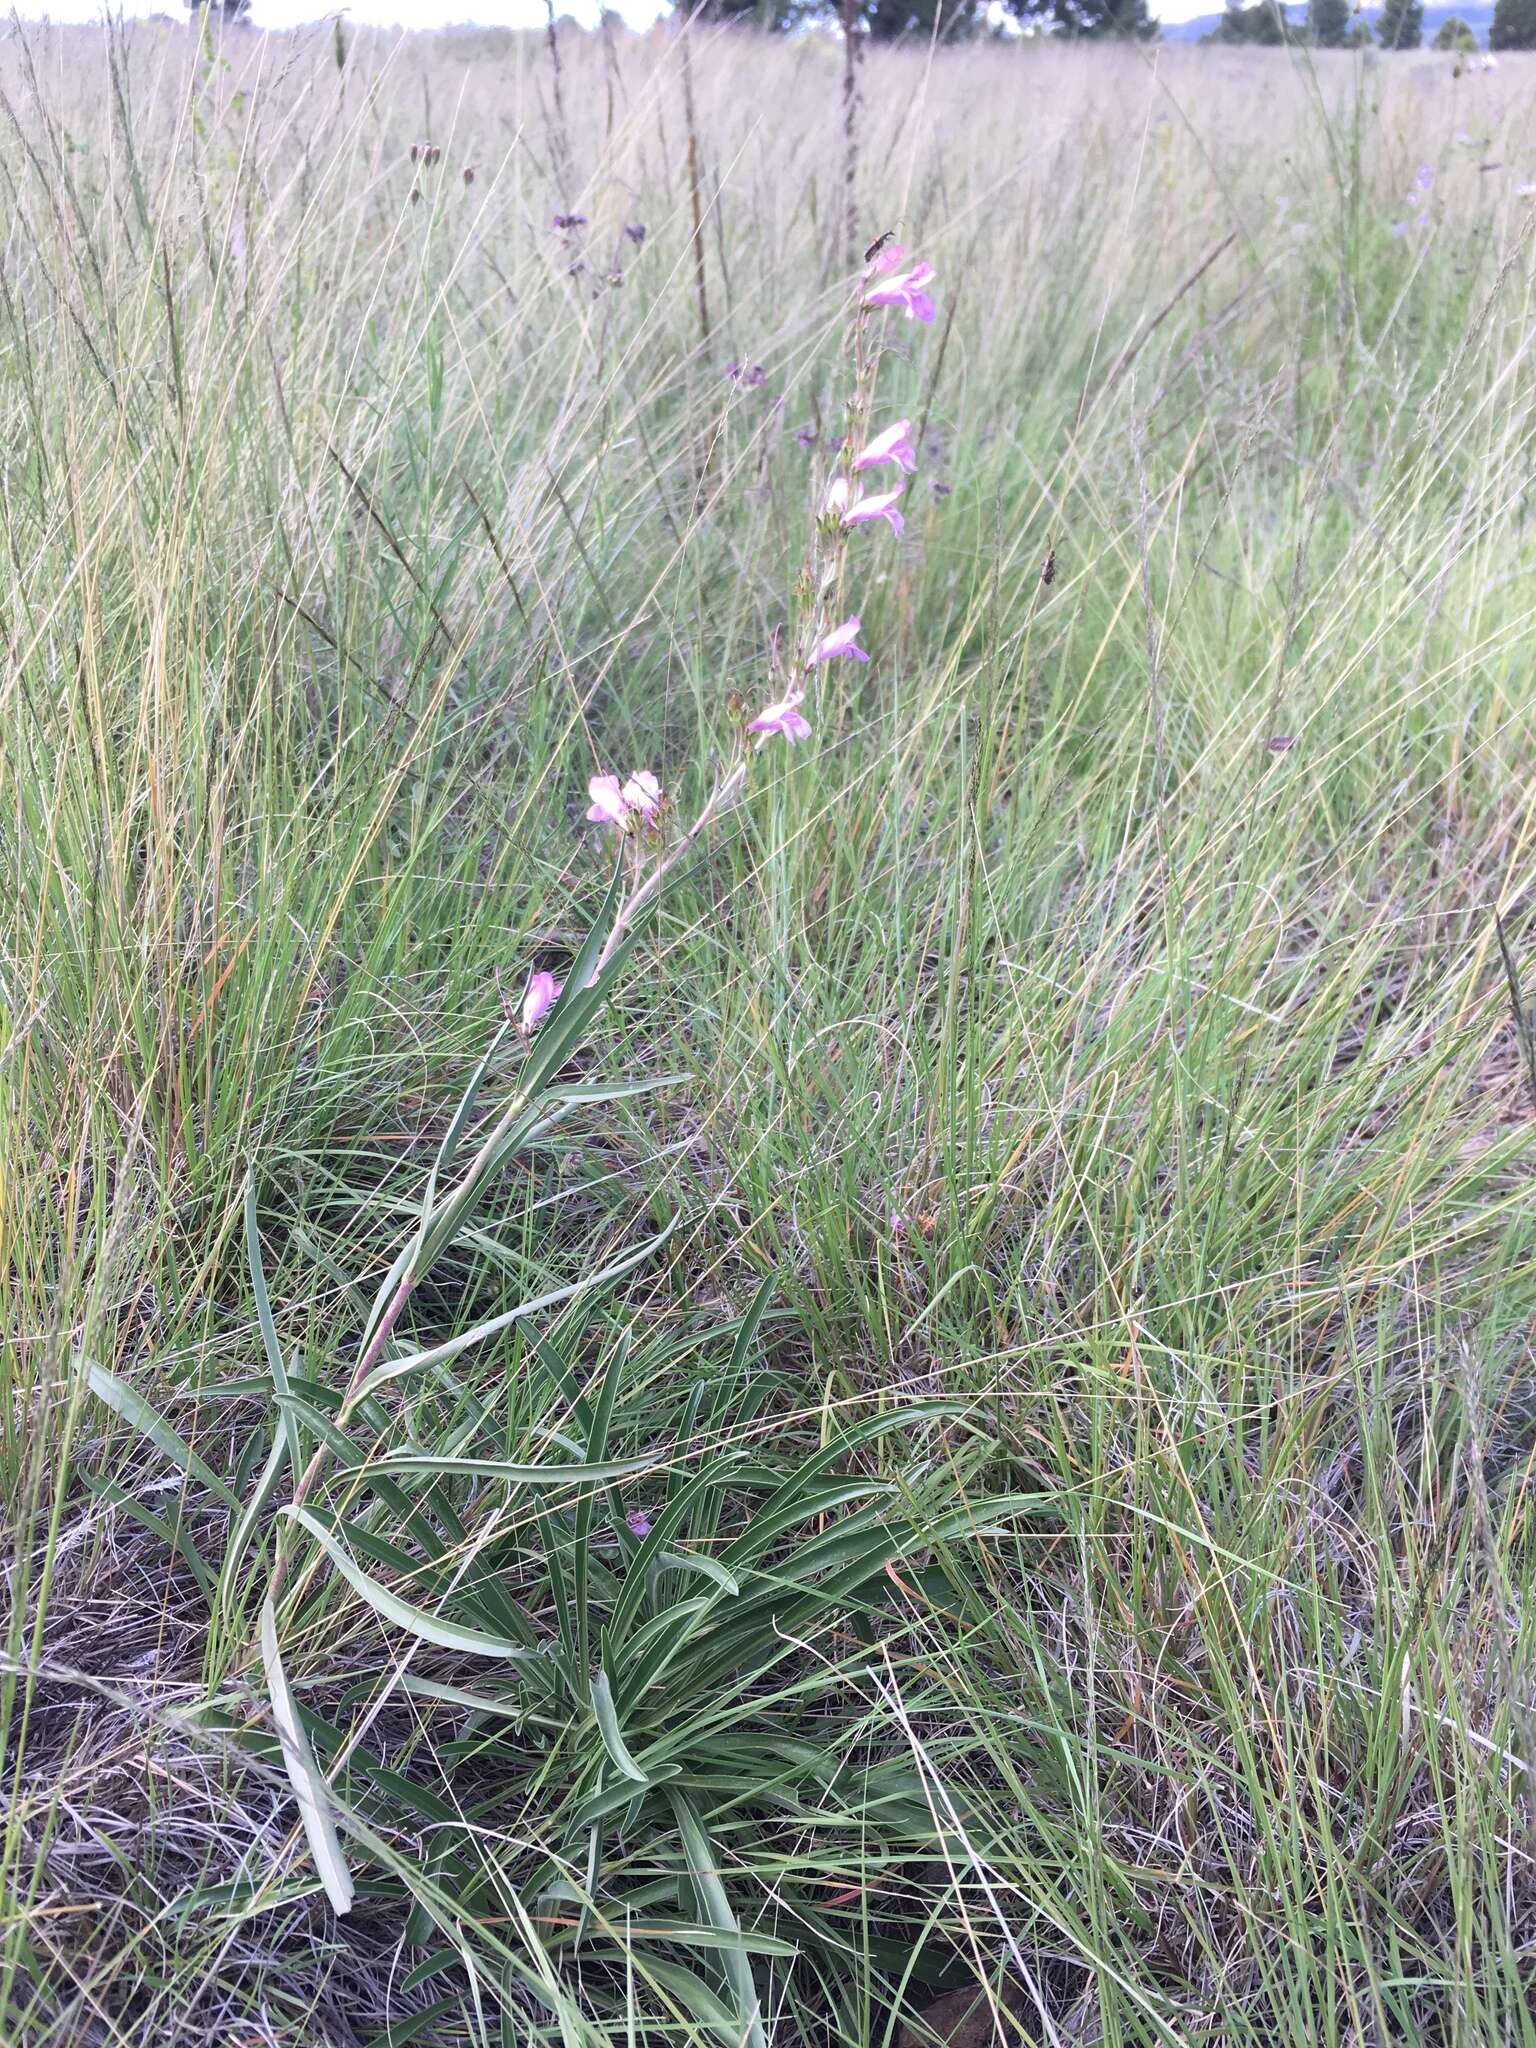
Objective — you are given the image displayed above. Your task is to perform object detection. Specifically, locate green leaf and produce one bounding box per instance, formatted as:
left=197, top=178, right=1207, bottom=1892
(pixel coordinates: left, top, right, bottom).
left=590, top=1667, right=649, bottom=1783
left=285, top=1508, right=540, bottom=1663
left=244, top=1173, right=303, bottom=1480
left=349, top=1217, right=678, bottom=1406
left=82, top=1359, right=240, bottom=1511
left=667, top=1793, right=765, bottom=2048
left=259, top=1595, right=355, bottom=1916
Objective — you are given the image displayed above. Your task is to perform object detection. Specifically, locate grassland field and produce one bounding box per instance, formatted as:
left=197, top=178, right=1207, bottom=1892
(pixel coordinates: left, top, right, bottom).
left=4, top=17, right=1536, bottom=2047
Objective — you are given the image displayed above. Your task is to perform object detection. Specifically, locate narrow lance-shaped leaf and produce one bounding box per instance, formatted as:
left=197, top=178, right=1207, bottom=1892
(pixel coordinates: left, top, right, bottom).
left=260, top=1596, right=355, bottom=1915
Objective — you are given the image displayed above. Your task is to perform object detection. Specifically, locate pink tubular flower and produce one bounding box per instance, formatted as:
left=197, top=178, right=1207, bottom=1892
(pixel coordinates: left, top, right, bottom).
left=585, top=774, right=629, bottom=826
left=847, top=484, right=904, bottom=536
left=807, top=616, right=869, bottom=665
left=621, top=770, right=661, bottom=817
left=824, top=478, right=904, bottom=535
left=520, top=970, right=562, bottom=1034
left=586, top=770, right=662, bottom=828
left=864, top=260, right=936, bottom=325
left=854, top=419, right=918, bottom=475
left=748, top=690, right=812, bottom=744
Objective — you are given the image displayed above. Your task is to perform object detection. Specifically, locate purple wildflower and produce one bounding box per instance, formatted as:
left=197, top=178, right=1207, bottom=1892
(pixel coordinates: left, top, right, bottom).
left=826, top=476, right=905, bottom=536
left=552, top=212, right=587, bottom=230
left=625, top=1509, right=652, bottom=1538
left=520, top=970, right=562, bottom=1034
left=621, top=770, right=662, bottom=817
left=807, top=616, right=869, bottom=665
left=586, top=770, right=661, bottom=828
left=795, top=427, right=818, bottom=448
left=865, top=259, right=937, bottom=325
left=625, top=222, right=648, bottom=244
left=748, top=690, right=812, bottom=744
left=853, top=418, right=918, bottom=475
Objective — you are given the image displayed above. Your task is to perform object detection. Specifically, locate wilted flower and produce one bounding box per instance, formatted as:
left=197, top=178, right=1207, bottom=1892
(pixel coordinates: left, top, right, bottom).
left=825, top=476, right=905, bottom=536
left=807, top=616, right=869, bottom=665
left=748, top=690, right=812, bottom=743
left=520, top=970, right=562, bottom=1034
left=865, top=259, right=937, bottom=324
left=854, top=418, right=918, bottom=474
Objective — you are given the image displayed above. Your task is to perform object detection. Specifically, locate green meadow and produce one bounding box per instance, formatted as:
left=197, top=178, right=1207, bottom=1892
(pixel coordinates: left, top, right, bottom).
left=4, top=19, right=1536, bottom=2044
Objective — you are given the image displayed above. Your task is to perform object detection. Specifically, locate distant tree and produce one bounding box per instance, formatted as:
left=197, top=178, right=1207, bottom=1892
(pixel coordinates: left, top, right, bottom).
left=1431, top=11, right=1477, bottom=42
left=860, top=0, right=986, bottom=38
left=1208, top=0, right=1288, bottom=40
left=1307, top=0, right=1352, bottom=42
left=185, top=0, right=253, bottom=17
left=1047, top=0, right=1157, bottom=36
left=1375, top=0, right=1422, bottom=43
left=1490, top=0, right=1536, bottom=44
left=1345, top=15, right=1373, bottom=35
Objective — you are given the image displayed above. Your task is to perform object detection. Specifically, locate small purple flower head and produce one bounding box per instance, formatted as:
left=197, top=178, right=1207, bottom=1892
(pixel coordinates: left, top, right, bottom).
left=748, top=689, right=812, bottom=744
left=552, top=211, right=588, bottom=230
left=520, top=970, right=562, bottom=1035
left=795, top=427, right=818, bottom=449
left=854, top=418, right=918, bottom=475
left=625, top=221, right=647, bottom=244
left=625, top=1509, right=651, bottom=1538
left=1390, top=220, right=1411, bottom=237
left=1411, top=163, right=1434, bottom=197
left=728, top=361, right=766, bottom=387
left=889, top=1207, right=906, bottom=1235
left=807, top=616, right=869, bottom=666
left=865, top=259, right=937, bottom=325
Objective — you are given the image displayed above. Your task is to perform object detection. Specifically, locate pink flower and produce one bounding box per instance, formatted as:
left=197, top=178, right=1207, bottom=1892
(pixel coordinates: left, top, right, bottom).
left=807, top=616, right=869, bottom=665
left=890, top=1207, right=906, bottom=1235
left=586, top=770, right=662, bottom=828
left=825, top=477, right=904, bottom=535
left=585, top=774, right=629, bottom=826
left=520, top=970, right=562, bottom=1034
left=625, top=1509, right=651, bottom=1537
left=864, top=260, right=936, bottom=325
left=869, top=242, right=907, bottom=276
left=748, top=690, right=812, bottom=744
left=854, top=419, right=918, bottom=475
left=621, top=770, right=661, bottom=817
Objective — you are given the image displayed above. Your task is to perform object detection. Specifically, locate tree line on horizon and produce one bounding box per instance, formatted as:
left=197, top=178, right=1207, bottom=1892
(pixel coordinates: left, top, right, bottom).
left=183, top=0, right=1536, bottom=49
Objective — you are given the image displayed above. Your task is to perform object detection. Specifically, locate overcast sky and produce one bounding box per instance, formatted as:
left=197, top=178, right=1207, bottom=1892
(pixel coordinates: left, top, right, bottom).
left=6, top=0, right=1217, bottom=40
